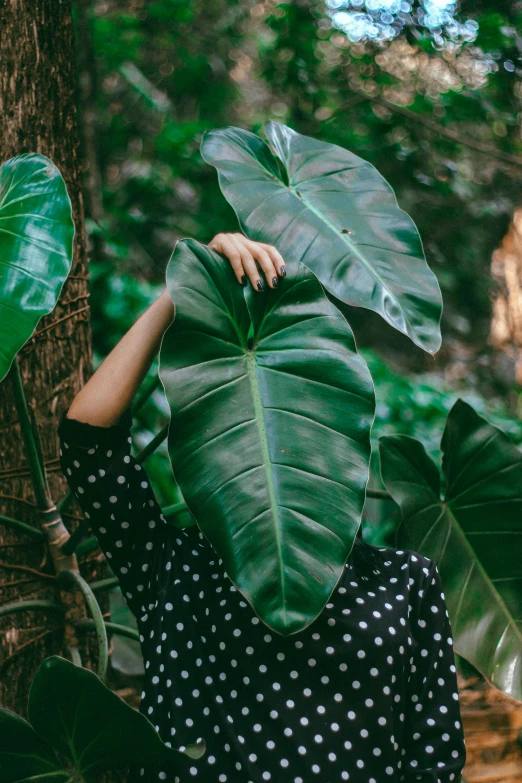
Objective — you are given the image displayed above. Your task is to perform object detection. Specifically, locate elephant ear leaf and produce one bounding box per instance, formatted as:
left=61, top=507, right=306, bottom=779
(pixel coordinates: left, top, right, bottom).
left=159, top=239, right=375, bottom=635
left=0, top=153, right=74, bottom=382
left=0, top=709, right=67, bottom=783
left=28, top=656, right=204, bottom=781
left=380, top=399, right=522, bottom=701
left=201, top=121, right=442, bottom=355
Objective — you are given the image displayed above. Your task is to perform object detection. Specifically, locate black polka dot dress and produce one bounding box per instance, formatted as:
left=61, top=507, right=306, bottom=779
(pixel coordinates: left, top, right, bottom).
left=58, top=408, right=466, bottom=783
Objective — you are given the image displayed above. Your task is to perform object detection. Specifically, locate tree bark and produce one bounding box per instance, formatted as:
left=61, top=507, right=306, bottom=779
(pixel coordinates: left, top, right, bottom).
left=0, top=0, right=96, bottom=716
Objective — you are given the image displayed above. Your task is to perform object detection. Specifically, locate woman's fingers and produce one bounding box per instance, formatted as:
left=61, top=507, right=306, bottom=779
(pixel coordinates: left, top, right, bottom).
left=208, top=234, right=245, bottom=285
left=228, top=234, right=266, bottom=290
left=258, top=242, right=286, bottom=278
left=237, top=235, right=280, bottom=289
left=208, top=232, right=286, bottom=291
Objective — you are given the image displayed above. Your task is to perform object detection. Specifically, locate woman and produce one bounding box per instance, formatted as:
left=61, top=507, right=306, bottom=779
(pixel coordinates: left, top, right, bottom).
left=58, top=233, right=466, bottom=783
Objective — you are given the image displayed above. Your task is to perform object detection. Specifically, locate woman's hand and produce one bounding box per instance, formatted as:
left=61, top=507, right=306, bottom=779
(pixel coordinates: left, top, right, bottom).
left=209, top=232, right=286, bottom=291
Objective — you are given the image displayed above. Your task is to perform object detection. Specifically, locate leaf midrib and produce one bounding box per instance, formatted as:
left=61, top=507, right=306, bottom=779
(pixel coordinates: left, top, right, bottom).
left=417, top=498, right=522, bottom=673
left=246, top=350, right=286, bottom=622
left=239, top=139, right=405, bottom=314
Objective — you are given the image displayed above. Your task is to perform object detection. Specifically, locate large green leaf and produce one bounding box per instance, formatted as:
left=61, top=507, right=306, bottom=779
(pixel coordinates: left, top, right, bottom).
left=0, top=153, right=74, bottom=382
left=201, top=121, right=442, bottom=354
left=109, top=586, right=144, bottom=676
left=159, top=239, right=375, bottom=635
left=380, top=399, right=522, bottom=701
left=0, top=710, right=67, bottom=783
left=28, top=656, right=205, bottom=781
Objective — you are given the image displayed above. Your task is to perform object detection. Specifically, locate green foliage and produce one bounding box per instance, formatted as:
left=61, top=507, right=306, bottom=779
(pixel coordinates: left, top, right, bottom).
left=259, top=0, right=522, bottom=350
left=85, top=0, right=522, bottom=330
left=160, top=239, right=374, bottom=634
left=83, top=0, right=522, bottom=436
left=0, top=154, right=73, bottom=382
left=0, top=656, right=204, bottom=783
left=51, top=0, right=522, bottom=695
left=0, top=710, right=67, bottom=783
left=202, top=121, right=442, bottom=353
left=109, top=587, right=144, bottom=676
left=380, top=400, right=522, bottom=701
left=84, top=0, right=247, bottom=269
left=365, top=348, right=522, bottom=455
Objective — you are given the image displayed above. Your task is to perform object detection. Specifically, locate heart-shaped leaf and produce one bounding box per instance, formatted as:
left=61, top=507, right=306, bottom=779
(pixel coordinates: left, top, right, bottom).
left=0, top=153, right=74, bottom=382
left=160, top=239, right=374, bottom=635
left=0, top=710, right=67, bottom=783
left=380, top=399, right=522, bottom=701
left=201, top=121, right=442, bottom=354
left=28, top=656, right=205, bottom=780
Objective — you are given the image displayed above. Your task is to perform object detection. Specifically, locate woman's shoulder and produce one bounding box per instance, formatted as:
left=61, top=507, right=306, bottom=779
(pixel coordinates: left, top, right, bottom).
left=378, top=543, right=436, bottom=581
left=350, top=539, right=435, bottom=585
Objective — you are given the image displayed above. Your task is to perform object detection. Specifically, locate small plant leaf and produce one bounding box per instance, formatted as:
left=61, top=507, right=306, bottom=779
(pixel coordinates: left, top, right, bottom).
left=0, top=154, right=74, bottom=382
left=28, top=656, right=205, bottom=780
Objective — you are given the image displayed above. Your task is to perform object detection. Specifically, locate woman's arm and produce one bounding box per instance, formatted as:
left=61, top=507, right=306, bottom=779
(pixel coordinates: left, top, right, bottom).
left=67, top=288, right=175, bottom=427
left=66, top=234, right=285, bottom=428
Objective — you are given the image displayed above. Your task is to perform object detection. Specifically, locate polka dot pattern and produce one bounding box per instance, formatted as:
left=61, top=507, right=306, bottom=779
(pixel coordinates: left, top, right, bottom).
left=59, top=410, right=466, bottom=783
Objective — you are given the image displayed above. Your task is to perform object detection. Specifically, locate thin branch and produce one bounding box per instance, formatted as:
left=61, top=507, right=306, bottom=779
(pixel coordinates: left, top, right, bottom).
left=136, top=424, right=169, bottom=464
left=0, top=599, right=65, bottom=617
left=28, top=305, right=90, bottom=339
left=59, top=569, right=108, bottom=681
left=75, top=618, right=140, bottom=642
left=348, top=85, right=522, bottom=168
left=0, top=542, right=41, bottom=549
left=1, top=626, right=63, bottom=671
left=131, top=373, right=161, bottom=415
left=0, top=492, right=37, bottom=506
left=90, top=576, right=119, bottom=592
left=366, top=488, right=392, bottom=500
left=2, top=577, right=43, bottom=588
left=0, top=560, right=56, bottom=579
left=0, top=513, right=45, bottom=539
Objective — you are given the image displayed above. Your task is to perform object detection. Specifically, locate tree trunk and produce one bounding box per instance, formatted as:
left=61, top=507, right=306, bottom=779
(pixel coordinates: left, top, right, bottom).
left=0, top=0, right=95, bottom=716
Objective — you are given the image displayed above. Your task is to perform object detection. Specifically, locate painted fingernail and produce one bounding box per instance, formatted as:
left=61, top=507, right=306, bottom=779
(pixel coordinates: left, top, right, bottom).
left=256, top=280, right=264, bottom=291
left=241, top=275, right=247, bottom=286
left=280, top=266, right=286, bottom=277
left=272, top=277, right=278, bottom=288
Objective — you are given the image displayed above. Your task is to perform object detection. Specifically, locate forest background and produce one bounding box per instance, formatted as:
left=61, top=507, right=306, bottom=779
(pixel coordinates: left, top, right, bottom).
left=2, top=1, right=522, bottom=780
left=79, top=0, right=522, bottom=545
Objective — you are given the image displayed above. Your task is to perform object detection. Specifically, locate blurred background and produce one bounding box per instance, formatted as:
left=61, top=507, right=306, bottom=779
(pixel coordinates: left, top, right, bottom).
left=79, top=0, right=522, bottom=508
left=74, top=2, right=522, bottom=778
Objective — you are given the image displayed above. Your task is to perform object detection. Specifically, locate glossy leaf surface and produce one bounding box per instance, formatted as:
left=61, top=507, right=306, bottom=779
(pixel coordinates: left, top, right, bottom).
left=0, top=710, right=66, bottom=783
left=380, top=399, right=522, bottom=701
left=28, top=656, right=204, bottom=780
left=0, top=154, right=74, bottom=382
left=160, top=239, right=375, bottom=635
left=201, top=121, right=442, bottom=354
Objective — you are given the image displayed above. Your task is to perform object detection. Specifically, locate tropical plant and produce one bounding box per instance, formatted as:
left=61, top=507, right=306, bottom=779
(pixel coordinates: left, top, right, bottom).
left=160, top=238, right=375, bottom=634
left=0, top=655, right=204, bottom=783
left=379, top=398, right=522, bottom=701
left=201, top=121, right=443, bottom=354
left=0, top=154, right=74, bottom=383
left=2, top=119, right=522, bottom=783
left=154, top=122, right=440, bottom=635
left=0, top=155, right=201, bottom=779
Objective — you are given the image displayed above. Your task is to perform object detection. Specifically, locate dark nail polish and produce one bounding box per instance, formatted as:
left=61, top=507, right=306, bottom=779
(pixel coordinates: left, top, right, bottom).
left=241, top=275, right=247, bottom=286
left=256, top=280, right=264, bottom=291
left=272, top=277, right=278, bottom=288
left=280, top=266, right=286, bottom=277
